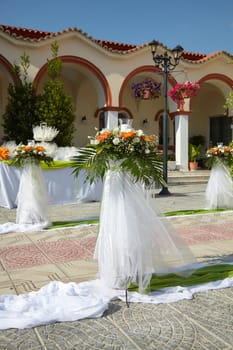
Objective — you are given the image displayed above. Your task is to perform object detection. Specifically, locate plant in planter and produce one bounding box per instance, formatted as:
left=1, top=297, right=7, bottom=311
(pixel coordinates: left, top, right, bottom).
left=168, top=152, right=176, bottom=170
left=189, top=135, right=206, bottom=168
left=168, top=81, right=200, bottom=110
left=189, top=134, right=205, bottom=147
left=189, top=143, right=202, bottom=170
left=131, top=78, right=161, bottom=100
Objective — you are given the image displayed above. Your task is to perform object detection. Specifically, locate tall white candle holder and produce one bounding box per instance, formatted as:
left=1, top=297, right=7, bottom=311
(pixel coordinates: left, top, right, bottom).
left=119, top=118, right=133, bottom=132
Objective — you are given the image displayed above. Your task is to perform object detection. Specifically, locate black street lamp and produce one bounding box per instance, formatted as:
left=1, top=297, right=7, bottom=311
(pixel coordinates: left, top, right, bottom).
left=149, top=40, right=184, bottom=195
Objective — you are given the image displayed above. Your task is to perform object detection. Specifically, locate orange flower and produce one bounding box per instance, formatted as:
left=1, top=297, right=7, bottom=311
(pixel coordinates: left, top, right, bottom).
left=223, top=146, right=231, bottom=152
left=24, top=145, right=32, bottom=151
left=120, top=131, right=137, bottom=139
left=144, top=135, right=156, bottom=142
left=0, top=146, right=9, bottom=160
left=208, top=147, right=219, bottom=154
left=97, top=131, right=112, bottom=141
left=35, top=145, right=45, bottom=152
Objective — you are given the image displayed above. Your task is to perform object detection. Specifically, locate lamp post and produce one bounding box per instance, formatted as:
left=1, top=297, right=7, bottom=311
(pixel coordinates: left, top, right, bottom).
left=149, top=40, right=184, bottom=195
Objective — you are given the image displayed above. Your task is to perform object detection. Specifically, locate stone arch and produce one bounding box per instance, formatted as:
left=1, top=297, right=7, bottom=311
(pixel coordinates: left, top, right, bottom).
left=154, top=109, right=163, bottom=121
left=190, top=73, right=233, bottom=148
left=0, top=55, right=15, bottom=82
left=118, top=65, right=178, bottom=132
left=34, top=55, right=112, bottom=106
left=199, top=73, right=233, bottom=89
left=119, top=65, right=177, bottom=106
left=0, top=55, right=17, bottom=141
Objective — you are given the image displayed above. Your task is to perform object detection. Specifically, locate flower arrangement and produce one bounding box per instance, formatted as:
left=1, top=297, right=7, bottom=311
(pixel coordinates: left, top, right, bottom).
left=11, top=144, right=53, bottom=167
left=206, top=143, right=233, bottom=169
left=72, top=127, right=164, bottom=187
left=0, top=146, right=10, bottom=161
left=131, top=78, right=161, bottom=99
left=91, top=128, right=158, bottom=154
left=168, top=81, right=200, bottom=103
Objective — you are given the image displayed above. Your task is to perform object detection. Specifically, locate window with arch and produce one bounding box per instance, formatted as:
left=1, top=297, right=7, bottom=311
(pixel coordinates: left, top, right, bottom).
left=98, top=110, right=132, bottom=130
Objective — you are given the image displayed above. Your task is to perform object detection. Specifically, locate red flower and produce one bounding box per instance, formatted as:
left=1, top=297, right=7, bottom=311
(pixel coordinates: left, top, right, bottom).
left=168, top=81, right=200, bottom=103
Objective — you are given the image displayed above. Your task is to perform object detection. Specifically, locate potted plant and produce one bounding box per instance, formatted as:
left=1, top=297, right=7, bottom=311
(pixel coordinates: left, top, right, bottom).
left=189, top=143, right=202, bottom=170
left=189, top=134, right=205, bottom=168
left=189, top=134, right=205, bottom=147
left=168, top=152, right=176, bottom=170
left=168, top=81, right=200, bottom=110
left=131, top=78, right=161, bottom=100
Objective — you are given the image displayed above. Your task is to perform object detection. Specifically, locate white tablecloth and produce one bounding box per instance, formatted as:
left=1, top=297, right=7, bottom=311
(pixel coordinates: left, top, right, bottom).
left=0, top=162, right=102, bottom=209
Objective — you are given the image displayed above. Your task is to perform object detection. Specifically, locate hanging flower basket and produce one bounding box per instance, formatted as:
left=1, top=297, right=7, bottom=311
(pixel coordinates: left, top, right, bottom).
left=168, top=81, right=200, bottom=105
left=132, top=78, right=161, bottom=100
left=142, top=88, right=151, bottom=99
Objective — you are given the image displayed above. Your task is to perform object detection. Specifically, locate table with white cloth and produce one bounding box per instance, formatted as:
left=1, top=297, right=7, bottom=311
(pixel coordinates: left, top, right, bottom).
left=0, top=161, right=102, bottom=209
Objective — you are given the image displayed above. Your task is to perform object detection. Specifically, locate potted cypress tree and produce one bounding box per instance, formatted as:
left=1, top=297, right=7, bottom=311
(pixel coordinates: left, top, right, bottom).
left=2, top=53, right=39, bottom=144
left=36, top=42, right=75, bottom=146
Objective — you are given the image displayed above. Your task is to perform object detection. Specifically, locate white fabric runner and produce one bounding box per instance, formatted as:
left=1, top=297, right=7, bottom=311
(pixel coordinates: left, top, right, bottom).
left=0, top=222, right=51, bottom=234
left=0, top=276, right=233, bottom=329
left=0, top=221, right=98, bottom=234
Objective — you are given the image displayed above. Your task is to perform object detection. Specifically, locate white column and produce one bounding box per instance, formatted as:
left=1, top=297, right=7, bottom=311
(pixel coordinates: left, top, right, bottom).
left=175, top=114, right=189, bottom=171
left=105, top=111, right=118, bottom=129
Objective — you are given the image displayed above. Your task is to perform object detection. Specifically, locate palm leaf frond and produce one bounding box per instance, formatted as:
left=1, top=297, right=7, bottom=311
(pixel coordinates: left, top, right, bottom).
left=71, top=146, right=108, bottom=184
left=121, top=151, right=165, bottom=187
left=71, top=133, right=165, bottom=187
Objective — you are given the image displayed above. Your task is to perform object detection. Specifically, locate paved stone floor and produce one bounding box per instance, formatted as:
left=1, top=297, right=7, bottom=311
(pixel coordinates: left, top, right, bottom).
left=0, top=182, right=233, bottom=349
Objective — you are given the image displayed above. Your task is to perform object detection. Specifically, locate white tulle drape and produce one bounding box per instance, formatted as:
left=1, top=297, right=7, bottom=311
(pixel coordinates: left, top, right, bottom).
left=94, top=169, right=196, bottom=292
left=205, top=163, right=233, bottom=209
left=1, top=276, right=233, bottom=329
left=16, top=162, right=51, bottom=227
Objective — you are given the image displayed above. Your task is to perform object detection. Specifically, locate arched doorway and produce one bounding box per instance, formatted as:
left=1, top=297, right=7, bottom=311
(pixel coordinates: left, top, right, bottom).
left=34, top=56, right=111, bottom=147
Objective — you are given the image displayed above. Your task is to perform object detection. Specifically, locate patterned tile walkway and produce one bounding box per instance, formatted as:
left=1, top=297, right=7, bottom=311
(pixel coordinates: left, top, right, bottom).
left=179, top=222, right=233, bottom=244
left=0, top=220, right=232, bottom=272
left=0, top=237, right=96, bottom=269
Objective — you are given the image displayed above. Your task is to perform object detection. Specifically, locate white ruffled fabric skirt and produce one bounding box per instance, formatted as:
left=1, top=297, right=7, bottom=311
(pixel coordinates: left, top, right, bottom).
left=205, top=163, right=233, bottom=209
left=16, top=162, right=51, bottom=227
left=94, top=169, right=196, bottom=292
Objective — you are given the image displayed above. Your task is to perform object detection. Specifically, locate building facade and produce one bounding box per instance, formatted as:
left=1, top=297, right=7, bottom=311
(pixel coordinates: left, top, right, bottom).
left=0, top=25, right=233, bottom=170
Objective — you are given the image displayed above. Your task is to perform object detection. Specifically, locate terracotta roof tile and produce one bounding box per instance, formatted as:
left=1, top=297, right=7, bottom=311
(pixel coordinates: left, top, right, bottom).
left=0, top=24, right=52, bottom=39
left=182, top=51, right=207, bottom=61
left=182, top=50, right=233, bottom=63
left=95, top=39, right=138, bottom=52
left=0, top=24, right=231, bottom=61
